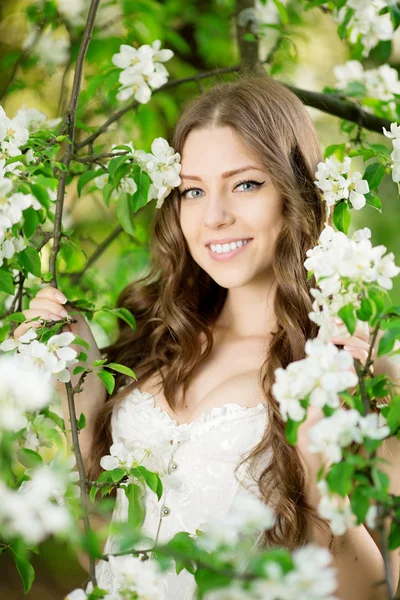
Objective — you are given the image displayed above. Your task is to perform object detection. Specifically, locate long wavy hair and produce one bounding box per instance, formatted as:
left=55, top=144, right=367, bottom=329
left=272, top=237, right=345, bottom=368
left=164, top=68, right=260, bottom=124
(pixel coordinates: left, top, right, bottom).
left=88, top=74, right=332, bottom=550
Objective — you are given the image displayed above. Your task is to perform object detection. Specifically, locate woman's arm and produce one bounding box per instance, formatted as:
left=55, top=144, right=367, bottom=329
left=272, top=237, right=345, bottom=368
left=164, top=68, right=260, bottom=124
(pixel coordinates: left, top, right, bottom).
left=297, top=407, right=400, bottom=600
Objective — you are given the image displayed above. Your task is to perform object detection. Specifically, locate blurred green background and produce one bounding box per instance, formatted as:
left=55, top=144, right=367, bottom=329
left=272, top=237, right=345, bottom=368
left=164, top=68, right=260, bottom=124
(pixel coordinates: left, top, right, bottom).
left=1, top=0, right=400, bottom=597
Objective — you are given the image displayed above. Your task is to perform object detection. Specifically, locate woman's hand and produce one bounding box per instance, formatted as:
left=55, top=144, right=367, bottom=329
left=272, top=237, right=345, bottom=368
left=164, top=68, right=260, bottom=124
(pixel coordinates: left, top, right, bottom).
left=328, top=319, right=374, bottom=374
left=14, top=285, right=103, bottom=366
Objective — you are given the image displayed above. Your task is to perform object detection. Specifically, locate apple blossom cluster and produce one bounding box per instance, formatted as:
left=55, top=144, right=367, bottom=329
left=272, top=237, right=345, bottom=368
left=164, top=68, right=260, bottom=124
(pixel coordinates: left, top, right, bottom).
left=332, top=0, right=394, bottom=58
left=108, top=137, right=181, bottom=208
left=316, top=479, right=357, bottom=535
left=314, top=155, right=369, bottom=215
left=0, top=327, right=79, bottom=384
left=383, top=122, right=400, bottom=183
left=67, top=554, right=166, bottom=600
left=307, top=408, right=390, bottom=463
left=23, top=25, right=70, bottom=68
left=334, top=60, right=400, bottom=117
left=0, top=457, right=78, bottom=545
left=112, top=41, right=174, bottom=104
left=197, top=492, right=276, bottom=553
left=272, top=337, right=358, bottom=422
left=0, top=104, right=62, bottom=266
left=304, top=225, right=400, bottom=342
left=204, top=544, right=337, bottom=600
left=316, top=479, right=379, bottom=536
left=0, top=352, right=53, bottom=436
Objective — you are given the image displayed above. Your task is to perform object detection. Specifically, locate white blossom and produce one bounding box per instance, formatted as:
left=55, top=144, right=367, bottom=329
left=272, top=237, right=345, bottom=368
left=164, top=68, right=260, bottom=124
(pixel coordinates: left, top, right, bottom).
left=333, top=0, right=394, bottom=58
left=305, top=225, right=400, bottom=341
left=308, top=409, right=389, bottom=464
left=284, top=543, right=338, bottom=600
left=23, top=26, right=70, bottom=67
left=273, top=339, right=358, bottom=422
left=134, top=137, right=181, bottom=208
left=334, top=60, right=400, bottom=117
left=0, top=353, right=53, bottom=434
left=0, top=463, right=72, bottom=544
left=314, top=155, right=369, bottom=214
left=198, top=492, right=275, bottom=552
left=316, top=480, right=357, bottom=535
left=112, top=41, right=173, bottom=105
left=0, top=326, right=79, bottom=384
left=383, top=121, right=400, bottom=183
left=104, top=554, right=165, bottom=600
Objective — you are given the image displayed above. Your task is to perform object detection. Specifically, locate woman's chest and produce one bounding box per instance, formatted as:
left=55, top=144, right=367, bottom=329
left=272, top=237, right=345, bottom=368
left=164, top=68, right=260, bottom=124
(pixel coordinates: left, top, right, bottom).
left=139, top=333, right=269, bottom=426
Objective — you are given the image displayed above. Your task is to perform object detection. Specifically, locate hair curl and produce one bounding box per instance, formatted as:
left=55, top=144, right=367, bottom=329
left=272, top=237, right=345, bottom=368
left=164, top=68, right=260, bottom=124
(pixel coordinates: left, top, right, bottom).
left=88, top=75, right=333, bottom=550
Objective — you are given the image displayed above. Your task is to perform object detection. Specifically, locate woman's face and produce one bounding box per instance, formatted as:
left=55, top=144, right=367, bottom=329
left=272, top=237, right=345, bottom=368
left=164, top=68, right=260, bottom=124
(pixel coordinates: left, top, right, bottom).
left=179, top=126, right=284, bottom=289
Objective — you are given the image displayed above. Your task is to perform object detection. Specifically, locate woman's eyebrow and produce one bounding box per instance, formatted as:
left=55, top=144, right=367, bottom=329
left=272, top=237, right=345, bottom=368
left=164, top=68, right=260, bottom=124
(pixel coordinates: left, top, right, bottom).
left=180, top=165, right=265, bottom=181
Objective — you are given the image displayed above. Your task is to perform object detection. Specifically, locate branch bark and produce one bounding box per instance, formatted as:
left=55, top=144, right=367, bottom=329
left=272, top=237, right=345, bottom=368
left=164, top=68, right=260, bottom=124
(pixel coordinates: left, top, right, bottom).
left=235, top=0, right=264, bottom=74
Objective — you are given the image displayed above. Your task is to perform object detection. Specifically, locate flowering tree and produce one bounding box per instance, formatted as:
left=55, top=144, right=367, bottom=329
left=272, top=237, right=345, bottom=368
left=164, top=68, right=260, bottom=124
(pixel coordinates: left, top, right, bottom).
left=2, top=0, right=400, bottom=598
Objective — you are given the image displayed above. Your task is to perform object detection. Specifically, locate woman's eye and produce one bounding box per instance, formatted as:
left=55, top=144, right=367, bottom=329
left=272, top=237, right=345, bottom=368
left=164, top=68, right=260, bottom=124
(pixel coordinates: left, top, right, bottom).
left=179, top=188, right=204, bottom=200
left=179, top=180, right=265, bottom=200
left=235, top=180, right=265, bottom=192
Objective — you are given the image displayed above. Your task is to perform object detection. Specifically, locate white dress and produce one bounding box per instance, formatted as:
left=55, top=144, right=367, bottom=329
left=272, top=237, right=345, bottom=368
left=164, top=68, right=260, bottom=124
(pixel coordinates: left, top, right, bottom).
left=94, top=387, right=271, bottom=599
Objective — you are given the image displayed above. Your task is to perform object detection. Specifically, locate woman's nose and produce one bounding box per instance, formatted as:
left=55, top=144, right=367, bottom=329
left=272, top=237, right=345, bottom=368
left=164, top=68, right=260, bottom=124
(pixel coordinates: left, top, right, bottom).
left=202, top=195, right=234, bottom=228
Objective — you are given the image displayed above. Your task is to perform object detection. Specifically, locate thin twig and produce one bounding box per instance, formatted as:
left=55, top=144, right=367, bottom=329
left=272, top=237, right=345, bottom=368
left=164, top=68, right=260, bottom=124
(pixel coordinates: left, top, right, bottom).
left=0, top=20, right=47, bottom=100
left=69, top=224, right=124, bottom=286
left=46, top=0, right=101, bottom=588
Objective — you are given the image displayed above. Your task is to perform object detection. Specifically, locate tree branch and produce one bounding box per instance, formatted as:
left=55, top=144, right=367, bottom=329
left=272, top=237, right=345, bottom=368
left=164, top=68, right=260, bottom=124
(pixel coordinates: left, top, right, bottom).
left=235, top=0, right=264, bottom=74
left=46, top=0, right=101, bottom=588
left=74, top=66, right=392, bottom=153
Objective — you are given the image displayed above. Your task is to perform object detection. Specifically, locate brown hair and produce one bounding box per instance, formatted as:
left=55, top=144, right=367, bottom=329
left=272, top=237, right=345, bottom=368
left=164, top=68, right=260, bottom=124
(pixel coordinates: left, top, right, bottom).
left=88, top=74, right=331, bottom=550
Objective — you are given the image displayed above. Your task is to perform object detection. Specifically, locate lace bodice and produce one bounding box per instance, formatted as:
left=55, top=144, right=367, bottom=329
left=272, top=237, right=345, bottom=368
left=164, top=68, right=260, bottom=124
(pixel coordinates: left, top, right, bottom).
left=93, top=387, right=271, bottom=599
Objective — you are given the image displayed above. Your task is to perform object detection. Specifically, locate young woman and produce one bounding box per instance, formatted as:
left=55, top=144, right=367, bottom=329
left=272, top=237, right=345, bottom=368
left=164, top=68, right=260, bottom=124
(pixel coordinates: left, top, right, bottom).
left=15, top=76, right=400, bottom=599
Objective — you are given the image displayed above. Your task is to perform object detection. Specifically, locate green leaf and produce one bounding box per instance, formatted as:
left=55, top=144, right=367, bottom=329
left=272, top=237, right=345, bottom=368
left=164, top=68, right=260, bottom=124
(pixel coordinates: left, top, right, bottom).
left=102, top=182, right=115, bottom=207
left=390, top=4, right=400, bottom=29
left=14, top=553, right=35, bottom=594
left=71, top=335, right=90, bottom=351
left=350, top=487, right=370, bottom=523
left=23, top=206, right=39, bottom=238
left=96, top=369, right=115, bottom=395
left=29, top=184, right=50, bottom=209
left=117, top=191, right=136, bottom=237
left=377, top=328, right=400, bottom=357
left=363, top=163, right=386, bottom=191
left=271, top=0, right=288, bottom=24
left=364, top=192, right=382, bottom=212
left=135, top=466, right=163, bottom=500
left=124, top=483, right=145, bottom=529
left=77, top=413, right=86, bottom=430
left=77, top=170, right=101, bottom=197
left=92, top=359, right=108, bottom=366
left=333, top=201, right=350, bottom=234
left=326, top=462, right=354, bottom=497
left=389, top=520, right=400, bottom=550
left=324, top=143, right=346, bottom=161
left=73, top=366, right=86, bottom=375
left=104, top=362, right=137, bottom=379
left=338, top=303, right=356, bottom=335
left=17, top=246, right=41, bottom=277
left=17, top=448, right=43, bottom=468
left=108, top=155, right=131, bottom=181
left=285, top=417, right=302, bottom=445
left=110, top=467, right=126, bottom=483
left=131, top=170, right=151, bottom=212
left=3, top=312, right=26, bottom=323
left=0, top=269, right=15, bottom=295
left=102, top=307, right=136, bottom=332
left=355, top=297, right=373, bottom=321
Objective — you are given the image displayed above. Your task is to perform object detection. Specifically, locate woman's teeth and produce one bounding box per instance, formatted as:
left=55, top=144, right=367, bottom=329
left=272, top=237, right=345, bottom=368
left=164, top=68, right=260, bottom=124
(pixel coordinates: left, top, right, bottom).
left=210, top=239, right=251, bottom=253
